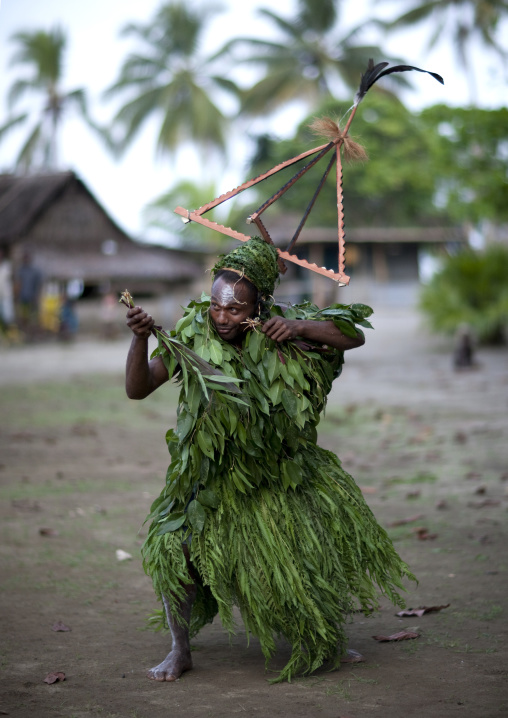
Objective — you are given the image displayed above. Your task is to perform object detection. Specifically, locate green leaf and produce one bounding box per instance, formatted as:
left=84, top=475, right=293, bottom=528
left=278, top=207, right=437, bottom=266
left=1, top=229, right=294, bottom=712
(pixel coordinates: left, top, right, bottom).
left=156, top=512, right=186, bottom=535
left=201, top=374, right=242, bottom=385
left=197, top=429, right=214, bottom=459
left=351, top=303, right=374, bottom=319
left=281, top=388, right=298, bottom=418
left=166, top=428, right=178, bottom=446
left=221, top=394, right=250, bottom=408
left=175, top=308, right=196, bottom=334
left=263, top=348, right=279, bottom=384
left=185, top=380, right=202, bottom=415
left=200, top=455, right=210, bottom=483
left=249, top=380, right=270, bottom=415
left=247, top=330, right=263, bottom=363
left=176, top=409, right=194, bottom=441
left=268, top=379, right=284, bottom=406
left=197, top=489, right=219, bottom=508
left=187, top=499, right=206, bottom=534
left=333, top=318, right=358, bottom=338
left=208, top=338, right=223, bottom=365
left=287, top=358, right=309, bottom=390
left=228, top=407, right=238, bottom=434
left=279, top=364, right=294, bottom=388
left=282, top=460, right=303, bottom=489
left=194, top=344, right=211, bottom=362
left=250, top=423, right=264, bottom=448
left=237, top=421, right=247, bottom=444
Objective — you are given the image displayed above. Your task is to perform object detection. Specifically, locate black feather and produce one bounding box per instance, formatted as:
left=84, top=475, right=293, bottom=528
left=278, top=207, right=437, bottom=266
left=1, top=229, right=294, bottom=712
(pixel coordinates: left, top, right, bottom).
left=354, top=59, right=444, bottom=106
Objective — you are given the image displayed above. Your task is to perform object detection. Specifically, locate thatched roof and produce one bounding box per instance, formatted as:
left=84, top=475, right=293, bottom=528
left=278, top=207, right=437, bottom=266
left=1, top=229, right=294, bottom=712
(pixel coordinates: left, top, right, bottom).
left=0, top=172, right=83, bottom=244
left=0, top=172, right=200, bottom=284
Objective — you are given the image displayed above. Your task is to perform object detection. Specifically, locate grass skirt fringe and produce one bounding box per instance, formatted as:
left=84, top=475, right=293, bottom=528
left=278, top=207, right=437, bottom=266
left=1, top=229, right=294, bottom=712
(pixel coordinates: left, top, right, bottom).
left=142, top=444, right=415, bottom=683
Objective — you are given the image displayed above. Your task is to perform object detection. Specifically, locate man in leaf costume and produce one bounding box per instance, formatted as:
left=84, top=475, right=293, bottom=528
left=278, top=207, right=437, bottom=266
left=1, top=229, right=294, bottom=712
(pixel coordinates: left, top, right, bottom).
left=125, top=236, right=414, bottom=683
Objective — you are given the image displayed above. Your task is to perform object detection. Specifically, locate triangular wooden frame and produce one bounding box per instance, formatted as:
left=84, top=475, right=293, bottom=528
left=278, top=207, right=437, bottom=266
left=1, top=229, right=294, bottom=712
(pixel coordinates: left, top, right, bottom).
left=173, top=60, right=444, bottom=286
left=174, top=114, right=355, bottom=286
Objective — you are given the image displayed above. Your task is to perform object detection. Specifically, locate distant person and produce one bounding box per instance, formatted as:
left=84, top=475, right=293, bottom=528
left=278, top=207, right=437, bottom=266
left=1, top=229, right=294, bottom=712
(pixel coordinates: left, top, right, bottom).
left=15, top=250, right=43, bottom=335
left=0, top=248, right=15, bottom=330
left=101, top=291, right=119, bottom=338
left=453, top=324, right=475, bottom=370
left=59, top=291, right=79, bottom=341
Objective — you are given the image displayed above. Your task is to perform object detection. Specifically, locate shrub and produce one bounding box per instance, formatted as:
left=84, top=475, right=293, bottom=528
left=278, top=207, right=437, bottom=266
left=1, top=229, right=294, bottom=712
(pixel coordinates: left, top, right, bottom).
left=419, top=244, right=508, bottom=344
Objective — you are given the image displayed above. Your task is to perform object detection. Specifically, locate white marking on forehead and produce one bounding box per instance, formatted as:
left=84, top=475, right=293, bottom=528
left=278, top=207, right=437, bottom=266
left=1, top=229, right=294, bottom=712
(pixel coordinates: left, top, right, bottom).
left=211, top=280, right=246, bottom=307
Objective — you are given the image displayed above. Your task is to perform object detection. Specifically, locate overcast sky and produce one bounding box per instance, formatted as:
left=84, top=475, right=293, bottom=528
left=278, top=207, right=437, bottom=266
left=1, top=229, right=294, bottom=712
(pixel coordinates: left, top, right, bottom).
left=0, top=0, right=506, bottom=242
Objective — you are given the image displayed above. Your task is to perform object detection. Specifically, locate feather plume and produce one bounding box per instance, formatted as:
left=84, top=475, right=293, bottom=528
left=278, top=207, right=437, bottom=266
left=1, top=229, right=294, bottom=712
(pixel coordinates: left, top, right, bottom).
left=354, top=59, right=444, bottom=106
left=309, top=117, right=368, bottom=163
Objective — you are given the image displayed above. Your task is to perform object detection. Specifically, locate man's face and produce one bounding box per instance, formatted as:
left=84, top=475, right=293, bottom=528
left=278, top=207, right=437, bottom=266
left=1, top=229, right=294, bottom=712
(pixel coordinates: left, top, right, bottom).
left=209, top=276, right=257, bottom=344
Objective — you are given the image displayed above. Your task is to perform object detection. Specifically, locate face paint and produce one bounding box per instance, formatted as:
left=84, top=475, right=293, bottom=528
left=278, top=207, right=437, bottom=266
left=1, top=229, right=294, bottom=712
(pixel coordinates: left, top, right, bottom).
left=209, top=276, right=257, bottom=344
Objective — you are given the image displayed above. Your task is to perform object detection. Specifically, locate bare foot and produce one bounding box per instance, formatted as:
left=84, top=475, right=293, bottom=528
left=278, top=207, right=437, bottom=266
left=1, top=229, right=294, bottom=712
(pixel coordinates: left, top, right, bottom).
left=147, top=649, right=192, bottom=681
left=341, top=649, right=365, bottom=664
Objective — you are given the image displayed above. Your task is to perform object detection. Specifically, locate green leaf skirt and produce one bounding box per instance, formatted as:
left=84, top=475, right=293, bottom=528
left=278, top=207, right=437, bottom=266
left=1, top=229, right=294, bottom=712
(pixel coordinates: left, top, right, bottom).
left=142, top=443, right=415, bottom=683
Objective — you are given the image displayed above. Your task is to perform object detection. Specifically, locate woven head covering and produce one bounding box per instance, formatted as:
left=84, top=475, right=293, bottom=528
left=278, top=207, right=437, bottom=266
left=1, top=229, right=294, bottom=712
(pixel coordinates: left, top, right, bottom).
left=212, top=236, right=279, bottom=298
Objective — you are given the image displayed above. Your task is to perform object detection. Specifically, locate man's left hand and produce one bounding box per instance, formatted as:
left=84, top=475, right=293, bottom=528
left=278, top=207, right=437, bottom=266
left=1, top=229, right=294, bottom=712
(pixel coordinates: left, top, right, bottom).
left=262, top=317, right=300, bottom=343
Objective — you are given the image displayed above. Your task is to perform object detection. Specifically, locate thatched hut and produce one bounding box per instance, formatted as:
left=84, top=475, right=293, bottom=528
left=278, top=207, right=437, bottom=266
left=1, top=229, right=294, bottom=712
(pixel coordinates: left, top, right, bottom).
left=0, top=172, right=202, bottom=329
left=270, top=221, right=468, bottom=307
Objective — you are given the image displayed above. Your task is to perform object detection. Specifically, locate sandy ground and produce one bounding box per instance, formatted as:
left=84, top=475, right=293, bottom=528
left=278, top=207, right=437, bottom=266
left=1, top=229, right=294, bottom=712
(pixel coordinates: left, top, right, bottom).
left=1, top=308, right=508, bottom=718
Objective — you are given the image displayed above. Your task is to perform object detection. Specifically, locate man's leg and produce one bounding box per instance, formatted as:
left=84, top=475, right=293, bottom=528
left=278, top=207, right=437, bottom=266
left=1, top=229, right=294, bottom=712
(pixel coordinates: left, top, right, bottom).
left=147, top=546, right=196, bottom=682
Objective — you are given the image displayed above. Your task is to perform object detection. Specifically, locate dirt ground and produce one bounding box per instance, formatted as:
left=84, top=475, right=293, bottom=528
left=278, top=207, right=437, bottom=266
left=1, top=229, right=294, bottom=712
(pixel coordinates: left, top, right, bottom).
left=1, top=308, right=507, bottom=718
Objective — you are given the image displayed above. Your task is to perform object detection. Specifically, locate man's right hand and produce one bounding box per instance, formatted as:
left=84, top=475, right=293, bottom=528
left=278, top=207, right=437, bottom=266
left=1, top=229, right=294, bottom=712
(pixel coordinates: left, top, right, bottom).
left=126, top=306, right=155, bottom=338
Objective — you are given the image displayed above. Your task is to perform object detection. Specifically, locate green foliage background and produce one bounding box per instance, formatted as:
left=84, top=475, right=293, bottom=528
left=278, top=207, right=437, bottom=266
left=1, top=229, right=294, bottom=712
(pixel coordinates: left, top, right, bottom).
left=419, top=244, right=508, bottom=344
left=246, top=97, right=508, bottom=230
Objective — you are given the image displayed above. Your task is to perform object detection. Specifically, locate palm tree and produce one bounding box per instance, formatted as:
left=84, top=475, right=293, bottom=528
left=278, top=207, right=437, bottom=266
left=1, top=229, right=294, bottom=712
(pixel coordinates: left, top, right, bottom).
left=105, top=2, right=239, bottom=159
left=217, top=1, right=401, bottom=116
left=382, top=0, right=508, bottom=104
left=0, top=27, right=101, bottom=171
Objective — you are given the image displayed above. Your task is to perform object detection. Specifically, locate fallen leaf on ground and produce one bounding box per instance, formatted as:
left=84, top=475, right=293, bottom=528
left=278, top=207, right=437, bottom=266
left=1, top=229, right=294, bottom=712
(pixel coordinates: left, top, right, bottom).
left=43, top=671, right=66, bottom=684
left=405, top=490, right=421, bottom=499
left=465, top=471, right=482, bottom=480
left=435, top=499, right=449, bottom=510
left=116, top=549, right=132, bottom=561
left=396, top=604, right=450, bottom=618
left=474, top=486, right=487, bottom=495
left=388, top=514, right=424, bottom=527
left=39, top=528, right=59, bottom=537
left=51, top=621, right=71, bottom=632
left=360, top=486, right=377, bottom=494
left=467, top=499, right=501, bottom=508
left=413, top=526, right=438, bottom=540
left=372, top=631, right=419, bottom=642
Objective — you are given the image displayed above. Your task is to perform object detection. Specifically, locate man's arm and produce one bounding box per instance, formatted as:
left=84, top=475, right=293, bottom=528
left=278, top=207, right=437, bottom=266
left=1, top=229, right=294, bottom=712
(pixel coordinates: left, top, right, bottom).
left=262, top=317, right=364, bottom=351
left=125, top=306, right=169, bottom=399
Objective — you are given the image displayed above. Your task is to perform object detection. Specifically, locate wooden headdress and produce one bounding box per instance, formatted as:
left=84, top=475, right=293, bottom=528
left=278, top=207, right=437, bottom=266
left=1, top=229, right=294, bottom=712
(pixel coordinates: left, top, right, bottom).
left=174, top=60, right=443, bottom=286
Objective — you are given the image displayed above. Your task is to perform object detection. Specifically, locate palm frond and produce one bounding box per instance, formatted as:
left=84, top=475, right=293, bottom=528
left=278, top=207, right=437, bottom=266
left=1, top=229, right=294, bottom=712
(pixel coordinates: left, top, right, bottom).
left=15, top=121, right=43, bottom=171
left=0, top=113, right=28, bottom=142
